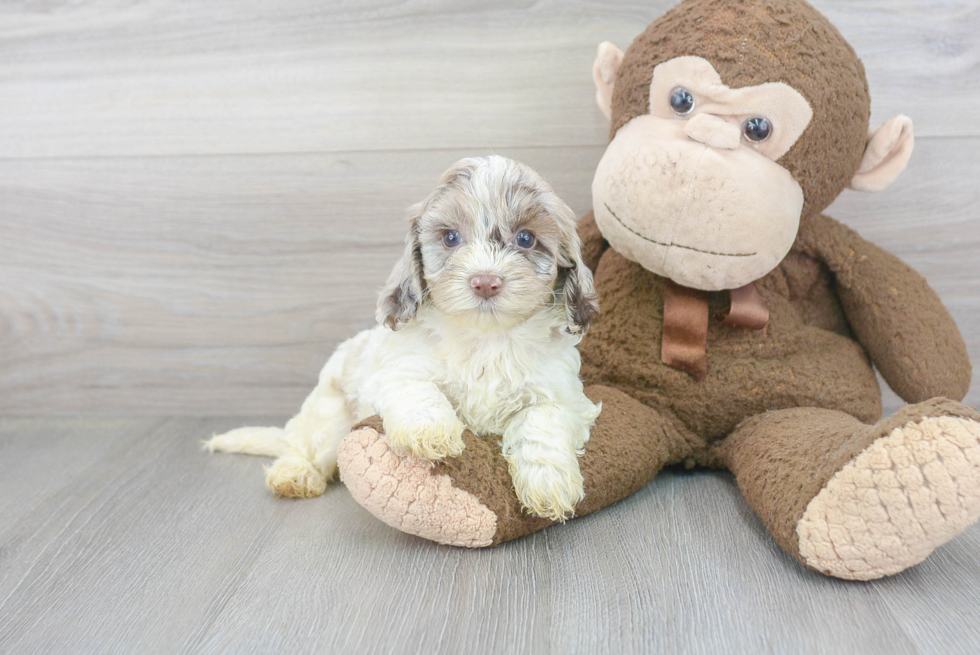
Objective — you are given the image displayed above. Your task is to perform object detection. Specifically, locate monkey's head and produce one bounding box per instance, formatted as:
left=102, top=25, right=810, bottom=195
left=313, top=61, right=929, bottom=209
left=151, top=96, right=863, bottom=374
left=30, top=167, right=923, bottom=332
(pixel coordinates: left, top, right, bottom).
left=591, top=0, right=914, bottom=291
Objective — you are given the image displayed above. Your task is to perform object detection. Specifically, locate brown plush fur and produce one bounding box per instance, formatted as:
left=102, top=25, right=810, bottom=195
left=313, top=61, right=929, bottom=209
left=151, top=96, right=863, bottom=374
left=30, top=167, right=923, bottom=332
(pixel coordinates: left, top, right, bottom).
left=356, top=384, right=699, bottom=545
left=611, top=0, right=871, bottom=219
left=797, top=214, right=971, bottom=402
left=434, top=385, right=699, bottom=544
left=339, top=0, right=976, bottom=576
left=581, top=218, right=882, bottom=438
left=720, top=400, right=980, bottom=562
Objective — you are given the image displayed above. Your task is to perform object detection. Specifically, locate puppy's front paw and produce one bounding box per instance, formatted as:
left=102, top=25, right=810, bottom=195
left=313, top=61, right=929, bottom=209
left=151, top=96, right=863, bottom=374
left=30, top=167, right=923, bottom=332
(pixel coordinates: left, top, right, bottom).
left=384, top=408, right=465, bottom=461
left=509, top=458, right=585, bottom=522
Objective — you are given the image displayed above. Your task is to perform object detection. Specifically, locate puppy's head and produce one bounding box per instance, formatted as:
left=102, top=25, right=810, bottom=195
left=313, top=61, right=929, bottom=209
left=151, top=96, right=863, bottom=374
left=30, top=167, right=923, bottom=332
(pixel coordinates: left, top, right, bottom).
left=377, top=156, right=598, bottom=333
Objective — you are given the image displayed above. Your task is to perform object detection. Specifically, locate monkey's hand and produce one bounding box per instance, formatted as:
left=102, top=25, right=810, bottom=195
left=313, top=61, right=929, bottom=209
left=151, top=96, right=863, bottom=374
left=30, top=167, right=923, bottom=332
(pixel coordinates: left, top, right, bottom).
left=800, top=213, right=971, bottom=403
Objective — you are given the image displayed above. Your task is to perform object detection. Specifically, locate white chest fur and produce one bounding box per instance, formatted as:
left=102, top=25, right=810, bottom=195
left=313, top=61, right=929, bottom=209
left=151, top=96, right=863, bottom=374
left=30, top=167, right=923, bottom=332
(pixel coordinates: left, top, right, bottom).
left=410, top=308, right=583, bottom=436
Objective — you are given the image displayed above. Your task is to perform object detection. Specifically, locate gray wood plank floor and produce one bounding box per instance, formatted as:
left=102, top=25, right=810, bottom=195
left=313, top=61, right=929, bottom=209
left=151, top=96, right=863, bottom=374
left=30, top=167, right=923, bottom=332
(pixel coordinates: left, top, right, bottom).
left=1, top=417, right=979, bottom=654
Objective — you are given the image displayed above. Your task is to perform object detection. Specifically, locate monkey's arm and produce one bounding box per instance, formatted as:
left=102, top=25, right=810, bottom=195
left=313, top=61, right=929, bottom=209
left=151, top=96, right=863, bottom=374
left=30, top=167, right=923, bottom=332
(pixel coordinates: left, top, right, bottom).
left=578, top=211, right=608, bottom=272
left=799, top=214, right=971, bottom=403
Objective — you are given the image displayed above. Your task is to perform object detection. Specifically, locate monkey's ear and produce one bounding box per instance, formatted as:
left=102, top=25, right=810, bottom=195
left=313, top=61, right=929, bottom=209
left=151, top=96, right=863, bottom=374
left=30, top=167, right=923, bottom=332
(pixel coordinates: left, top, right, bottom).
left=593, top=42, right=625, bottom=120
left=376, top=208, right=425, bottom=330
left=849, top=115, right=915, bottom=193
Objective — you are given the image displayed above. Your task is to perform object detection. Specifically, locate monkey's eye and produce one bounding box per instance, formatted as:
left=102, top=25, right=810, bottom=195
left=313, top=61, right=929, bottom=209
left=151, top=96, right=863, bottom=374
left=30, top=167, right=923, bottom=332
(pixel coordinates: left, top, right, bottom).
left=515, top=230, right=536, bottom=249
left=670, top=87, right=695, bottom=116
left=444, top=230, right=462, bottom=247
left=742, top=117, right=773, bottom=143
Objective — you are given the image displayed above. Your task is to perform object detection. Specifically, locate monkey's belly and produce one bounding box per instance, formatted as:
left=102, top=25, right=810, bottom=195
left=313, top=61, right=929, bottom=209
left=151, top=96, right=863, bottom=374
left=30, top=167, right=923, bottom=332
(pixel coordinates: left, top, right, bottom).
left=581, top=252, right=882, bottom=440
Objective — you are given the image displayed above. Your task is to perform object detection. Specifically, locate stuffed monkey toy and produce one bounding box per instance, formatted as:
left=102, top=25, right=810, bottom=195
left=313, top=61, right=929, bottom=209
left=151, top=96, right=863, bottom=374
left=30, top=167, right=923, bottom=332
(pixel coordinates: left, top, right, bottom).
left=336, top=0, right=979, bottom=580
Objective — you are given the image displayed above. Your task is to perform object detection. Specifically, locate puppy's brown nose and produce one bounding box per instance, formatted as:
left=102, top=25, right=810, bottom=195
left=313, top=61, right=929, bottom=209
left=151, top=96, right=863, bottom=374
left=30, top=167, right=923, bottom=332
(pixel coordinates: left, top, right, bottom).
left=470, top=275, right=503, bottom=299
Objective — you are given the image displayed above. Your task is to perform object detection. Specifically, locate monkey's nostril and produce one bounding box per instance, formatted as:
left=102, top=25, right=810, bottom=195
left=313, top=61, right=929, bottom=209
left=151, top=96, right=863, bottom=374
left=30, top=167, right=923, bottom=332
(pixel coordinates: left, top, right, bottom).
left=470, top=275, right=503, bottom=299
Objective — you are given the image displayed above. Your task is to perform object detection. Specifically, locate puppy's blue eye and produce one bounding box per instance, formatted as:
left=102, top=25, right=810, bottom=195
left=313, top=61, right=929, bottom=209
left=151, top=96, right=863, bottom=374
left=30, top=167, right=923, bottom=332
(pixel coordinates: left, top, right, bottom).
left=515, top=230, right=535, bottom=249
left=444, top=230, right=462, bottom=247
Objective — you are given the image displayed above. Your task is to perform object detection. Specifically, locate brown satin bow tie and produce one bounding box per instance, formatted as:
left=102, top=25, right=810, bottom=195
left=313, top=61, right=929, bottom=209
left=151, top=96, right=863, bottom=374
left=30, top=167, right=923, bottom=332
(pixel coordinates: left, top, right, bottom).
left=661, top=280, right=769, bottom=380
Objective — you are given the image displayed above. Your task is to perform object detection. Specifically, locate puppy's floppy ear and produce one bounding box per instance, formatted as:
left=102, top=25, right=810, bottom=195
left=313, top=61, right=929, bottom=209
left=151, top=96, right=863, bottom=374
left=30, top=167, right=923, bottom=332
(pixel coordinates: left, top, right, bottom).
left=559, top=253, right=599, bottom=335
left=555, top=206, right=599, bottom=335
left=376, top=157, right=479, bottom=330
left=376, top=203, right=425, bottom=330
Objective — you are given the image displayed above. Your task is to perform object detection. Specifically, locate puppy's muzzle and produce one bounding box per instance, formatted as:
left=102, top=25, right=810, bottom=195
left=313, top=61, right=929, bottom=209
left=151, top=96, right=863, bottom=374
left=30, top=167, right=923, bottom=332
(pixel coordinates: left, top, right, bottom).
left=470, top=274, right=503, bottom=299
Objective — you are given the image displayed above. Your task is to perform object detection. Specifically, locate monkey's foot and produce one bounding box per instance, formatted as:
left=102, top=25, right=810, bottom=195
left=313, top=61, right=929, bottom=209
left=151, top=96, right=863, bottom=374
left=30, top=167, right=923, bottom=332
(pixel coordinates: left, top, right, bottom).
left=797, top=414, right=980, bottom=580
left=338, top=388, right=687, bottom=547
left=337, top=424, right=498, bottom=547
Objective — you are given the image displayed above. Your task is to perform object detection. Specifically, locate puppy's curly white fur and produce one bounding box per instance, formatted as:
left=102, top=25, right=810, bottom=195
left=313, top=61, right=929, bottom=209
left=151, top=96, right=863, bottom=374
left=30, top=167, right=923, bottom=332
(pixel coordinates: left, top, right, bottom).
left=206, top=155, right=601, bottom=521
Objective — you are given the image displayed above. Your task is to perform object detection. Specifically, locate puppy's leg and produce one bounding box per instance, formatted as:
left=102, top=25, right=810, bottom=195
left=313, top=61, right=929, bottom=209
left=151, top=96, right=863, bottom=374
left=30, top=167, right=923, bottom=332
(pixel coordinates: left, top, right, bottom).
left=374, top=380, right=465, bottom=461
left=502, top=400, right=600, bottom=521
left=266, top=411, right=353, bottom=498
left=265, top=346, right=359, bottom=498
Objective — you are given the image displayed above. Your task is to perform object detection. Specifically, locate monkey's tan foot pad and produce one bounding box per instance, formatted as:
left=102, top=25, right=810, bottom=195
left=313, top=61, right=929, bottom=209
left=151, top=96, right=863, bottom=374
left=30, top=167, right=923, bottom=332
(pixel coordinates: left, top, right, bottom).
left=797, top=416, right=980, bottom=580
left=337, top=427, right=497, bottom=547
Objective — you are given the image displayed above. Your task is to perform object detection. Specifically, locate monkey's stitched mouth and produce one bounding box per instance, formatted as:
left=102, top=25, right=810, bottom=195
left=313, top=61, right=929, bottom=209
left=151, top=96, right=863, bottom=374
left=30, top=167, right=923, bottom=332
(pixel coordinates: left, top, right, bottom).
left=603, top=203, right=756, bottom=258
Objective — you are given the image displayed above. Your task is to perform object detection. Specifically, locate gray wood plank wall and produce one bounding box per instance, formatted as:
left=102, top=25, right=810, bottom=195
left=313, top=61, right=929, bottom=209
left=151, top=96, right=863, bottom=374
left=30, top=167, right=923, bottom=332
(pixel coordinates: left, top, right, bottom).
left=1, top=0, right=978, bottom=415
